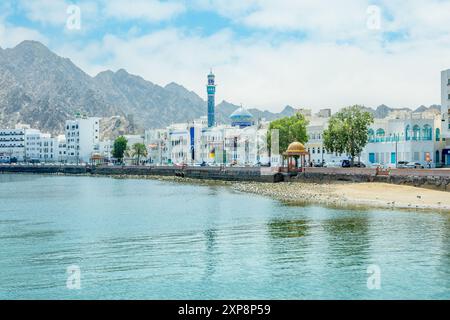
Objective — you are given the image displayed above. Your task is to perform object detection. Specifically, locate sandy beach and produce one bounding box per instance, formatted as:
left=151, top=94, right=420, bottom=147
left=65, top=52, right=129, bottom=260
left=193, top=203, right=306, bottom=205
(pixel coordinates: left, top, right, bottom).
left=109, top=174, right=450, bottom=212
left=232, top=181, right=450, bottom=212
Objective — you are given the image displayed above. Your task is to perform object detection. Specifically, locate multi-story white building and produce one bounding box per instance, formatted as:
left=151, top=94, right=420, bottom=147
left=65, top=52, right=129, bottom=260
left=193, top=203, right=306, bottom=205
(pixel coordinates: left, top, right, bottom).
left=360, top=111, right=445, bottom=167
left=65, top=115, right=100, bottom=163
left=55, top=135, right=67, bottom=162
left=24, top=129, right=59, bottom=162
left=0, top=127, right=26, bottom=162
left=145, top=128, right=170, bottom=165
left=24, top=129, right=42, bottom=161
left=39, top=133, right=56, bottom=162
left=98, top=140, right=113, bottom=162
left=440, top=69, right=450, bottom=165
left=305, top=112, right=348, bottom=166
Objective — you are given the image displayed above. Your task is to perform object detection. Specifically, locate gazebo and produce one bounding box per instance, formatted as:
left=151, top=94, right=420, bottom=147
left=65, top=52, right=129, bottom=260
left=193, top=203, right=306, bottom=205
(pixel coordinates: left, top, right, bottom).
left=282, top=141, right=310, bottom=173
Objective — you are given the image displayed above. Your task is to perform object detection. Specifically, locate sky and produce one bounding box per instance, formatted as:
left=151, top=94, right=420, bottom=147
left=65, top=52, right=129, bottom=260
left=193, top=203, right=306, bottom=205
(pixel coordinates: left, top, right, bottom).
left=0, top=0, right=450, bottom=112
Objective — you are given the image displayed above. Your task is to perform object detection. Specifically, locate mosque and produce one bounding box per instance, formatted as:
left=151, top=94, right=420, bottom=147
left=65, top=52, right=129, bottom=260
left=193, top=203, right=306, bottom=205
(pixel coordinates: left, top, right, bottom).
left=145, top=70, right=270, bottom=166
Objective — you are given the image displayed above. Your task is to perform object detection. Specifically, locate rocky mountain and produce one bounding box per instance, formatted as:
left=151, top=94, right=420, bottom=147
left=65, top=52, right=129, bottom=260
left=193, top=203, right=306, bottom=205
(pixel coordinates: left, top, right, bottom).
left=0, top=40, right=295, bottom=138
left=0, top=40, right=441, bottom=138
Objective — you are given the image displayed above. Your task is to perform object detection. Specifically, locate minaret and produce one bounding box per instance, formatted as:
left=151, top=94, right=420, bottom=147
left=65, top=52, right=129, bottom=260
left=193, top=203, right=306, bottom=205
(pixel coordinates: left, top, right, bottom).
left=207, top=70, right=216, bottom=127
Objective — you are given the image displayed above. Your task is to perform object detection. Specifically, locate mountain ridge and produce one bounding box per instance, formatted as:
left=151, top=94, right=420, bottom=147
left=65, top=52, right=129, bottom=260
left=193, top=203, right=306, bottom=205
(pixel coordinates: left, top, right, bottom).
left=0, top=40, right=441, bottom=138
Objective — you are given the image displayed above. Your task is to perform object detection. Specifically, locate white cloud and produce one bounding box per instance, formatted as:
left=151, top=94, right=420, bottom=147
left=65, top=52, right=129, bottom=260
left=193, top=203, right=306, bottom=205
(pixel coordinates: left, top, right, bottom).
left=0, top=19, right=48, bottom=48
left=57, top=25, right=450, bottom=112
left=19, top=0, right=69, bottom=25
left=4, top=0, right=450, bottom=112
left=103, top=0, right=185, bottom=22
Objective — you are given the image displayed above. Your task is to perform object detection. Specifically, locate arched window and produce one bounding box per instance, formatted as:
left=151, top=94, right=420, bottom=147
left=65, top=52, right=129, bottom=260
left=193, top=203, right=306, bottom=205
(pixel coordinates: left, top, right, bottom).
left=436, top=128, right=441, bottom=141
left=376, top=129, right=385, bottom=142
left=423, top=125, right=432, bottom=141
left=405, top=125, right=411, bottom=141
left=412, top=125, right=420, bottom=140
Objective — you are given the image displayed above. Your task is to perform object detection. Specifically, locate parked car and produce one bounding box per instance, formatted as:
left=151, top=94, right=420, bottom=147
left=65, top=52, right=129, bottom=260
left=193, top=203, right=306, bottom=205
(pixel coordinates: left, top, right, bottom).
left=405, top=162, right=424, bottom=169
left=341, top=160, right=366, bottom=168
left=369, top=162, right=382, bottom=168
left=324, top=161, right=341, bottom=168
left=314, top=161, right=325, bottom=167
left=341, top=160, right=351, bottom=168
left=353, top=161, right=366, bottom=168
left=397, top=161, right=409, bottom=169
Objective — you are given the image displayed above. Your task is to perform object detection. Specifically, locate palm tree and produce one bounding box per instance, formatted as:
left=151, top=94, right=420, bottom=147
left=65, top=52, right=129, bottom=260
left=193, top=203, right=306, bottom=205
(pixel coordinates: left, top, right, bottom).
left=131, top=143, right=148, bottom=165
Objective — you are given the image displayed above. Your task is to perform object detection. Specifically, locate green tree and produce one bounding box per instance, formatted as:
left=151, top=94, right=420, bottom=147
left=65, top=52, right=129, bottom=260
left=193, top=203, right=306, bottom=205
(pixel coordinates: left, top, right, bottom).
left=267, top=112, right=309, bottom=154
left=323, top=105, right=374, bottom=165
left=112, top=136, right=128, bottom=163
left=131, top=143, right=148, bottom=165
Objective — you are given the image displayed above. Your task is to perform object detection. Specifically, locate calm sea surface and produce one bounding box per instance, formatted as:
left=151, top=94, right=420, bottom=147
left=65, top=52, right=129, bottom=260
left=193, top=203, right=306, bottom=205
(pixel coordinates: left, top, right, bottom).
left=0, top=174, right=449, bottom=299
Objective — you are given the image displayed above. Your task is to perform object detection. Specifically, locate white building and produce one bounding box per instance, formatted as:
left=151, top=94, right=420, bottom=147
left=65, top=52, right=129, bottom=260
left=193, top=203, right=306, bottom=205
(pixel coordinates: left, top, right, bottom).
left=65, top=115, right=100, bottom=163
left=305, top=114, right=348, bottom=166
left=145, top=111, right=270, bottom=166
left=55, top=135, right=67, bottom=162
left=0, top=127, right=26, bottom=162
left=39, top=133, right=56, bottom=162
left=98, top=140, right=113, bottom=162
left=145, top=128, right=170, bottom=165
left=440, top=69, right=450, bottom=165
left=360, top=111, right=445, bottom=167
left=24, top=129, right=42, bottom=161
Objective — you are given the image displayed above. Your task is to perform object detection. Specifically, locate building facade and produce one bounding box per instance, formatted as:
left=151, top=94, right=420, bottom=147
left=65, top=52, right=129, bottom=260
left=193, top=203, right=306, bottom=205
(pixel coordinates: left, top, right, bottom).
left=145, top=112, right=270, bottom=166
left=65, top=115, right=100, bottom=163
left=441, top=69, right=450, bottom=165
left=360, top=111, right=445, bottom=167
left=0, top=127, right=26, bottom=162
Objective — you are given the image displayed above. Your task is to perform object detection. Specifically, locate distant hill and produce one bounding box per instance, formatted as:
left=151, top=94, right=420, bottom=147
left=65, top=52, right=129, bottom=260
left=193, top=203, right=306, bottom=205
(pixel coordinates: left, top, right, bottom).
left=360, top=104, right=441, bottom=118
left=0, top=40, right=440, bottom=138
left=0, top=40, right=295, bottom=137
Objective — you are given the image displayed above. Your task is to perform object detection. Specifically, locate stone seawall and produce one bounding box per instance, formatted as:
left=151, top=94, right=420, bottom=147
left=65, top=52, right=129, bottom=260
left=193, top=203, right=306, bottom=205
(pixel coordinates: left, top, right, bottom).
left=0, top=165, right=277, bottom=182
left=293, top=168, right=450, bottom=191
left=1, top=165, right=448, bottom=190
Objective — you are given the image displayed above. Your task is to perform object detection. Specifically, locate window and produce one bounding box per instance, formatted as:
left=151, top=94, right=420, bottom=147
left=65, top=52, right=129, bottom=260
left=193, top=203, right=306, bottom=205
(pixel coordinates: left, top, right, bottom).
left=423, top=125, right=432, bottom=141
left=405, top=125, right=411, bottom=141
left=412, top=125, right=420, bottom=140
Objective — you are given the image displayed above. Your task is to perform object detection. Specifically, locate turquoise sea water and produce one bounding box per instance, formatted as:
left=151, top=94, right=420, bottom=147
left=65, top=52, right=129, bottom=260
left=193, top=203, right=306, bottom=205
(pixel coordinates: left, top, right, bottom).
left=0, top=174, right=449, bottom=299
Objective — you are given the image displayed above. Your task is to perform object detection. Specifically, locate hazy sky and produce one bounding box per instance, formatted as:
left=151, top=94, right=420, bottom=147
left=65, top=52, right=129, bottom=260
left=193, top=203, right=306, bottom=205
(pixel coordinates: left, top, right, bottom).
left=1, top=0, right=450, bottom=112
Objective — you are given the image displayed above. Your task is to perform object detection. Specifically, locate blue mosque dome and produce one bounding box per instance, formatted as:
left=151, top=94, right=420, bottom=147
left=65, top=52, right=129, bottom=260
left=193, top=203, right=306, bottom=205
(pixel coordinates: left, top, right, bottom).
left=230, top=105, right=254, bottom=128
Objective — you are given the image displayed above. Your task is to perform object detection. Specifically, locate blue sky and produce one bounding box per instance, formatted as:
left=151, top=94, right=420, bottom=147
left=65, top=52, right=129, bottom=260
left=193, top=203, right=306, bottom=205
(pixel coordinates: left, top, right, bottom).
left=1, top=0, right=450, bottom=111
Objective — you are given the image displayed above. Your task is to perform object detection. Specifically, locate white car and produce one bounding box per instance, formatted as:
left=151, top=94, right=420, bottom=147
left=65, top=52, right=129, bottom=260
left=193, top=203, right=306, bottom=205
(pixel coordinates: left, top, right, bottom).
left=323, top=161, right=341, bottom=168
left=405, top=162, right=424, bottom=169
left=369, top=162, right=382, bottom=168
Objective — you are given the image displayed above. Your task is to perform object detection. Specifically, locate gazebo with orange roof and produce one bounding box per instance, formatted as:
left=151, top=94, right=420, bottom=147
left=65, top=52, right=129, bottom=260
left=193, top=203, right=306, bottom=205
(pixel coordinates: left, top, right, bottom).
left=282, top=141, right=310, bottom=173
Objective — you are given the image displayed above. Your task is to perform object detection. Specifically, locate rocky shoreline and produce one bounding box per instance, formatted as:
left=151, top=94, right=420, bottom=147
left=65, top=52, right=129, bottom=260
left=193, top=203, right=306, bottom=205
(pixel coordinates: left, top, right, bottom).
left=108, top=174, right=450, bottom=212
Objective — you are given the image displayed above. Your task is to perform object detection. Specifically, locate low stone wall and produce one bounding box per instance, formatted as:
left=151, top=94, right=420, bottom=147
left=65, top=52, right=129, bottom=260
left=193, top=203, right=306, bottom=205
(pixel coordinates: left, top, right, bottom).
left=1, top=165, right=448, bottom=189
left=0, top=165, right=276, bottom=182
left=0, top=165, right=87, bottom=175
